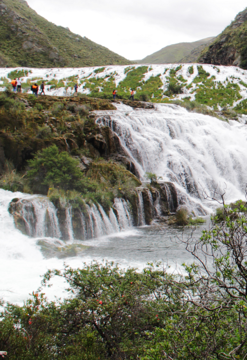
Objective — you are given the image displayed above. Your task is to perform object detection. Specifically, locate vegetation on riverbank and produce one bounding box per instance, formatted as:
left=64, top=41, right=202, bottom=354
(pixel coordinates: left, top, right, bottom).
left=1, top=203, right=247, bottom=359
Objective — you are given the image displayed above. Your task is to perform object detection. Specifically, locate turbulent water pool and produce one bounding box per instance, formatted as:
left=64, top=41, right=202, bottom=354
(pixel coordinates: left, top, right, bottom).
left=0, top=188, right=208, bottom=305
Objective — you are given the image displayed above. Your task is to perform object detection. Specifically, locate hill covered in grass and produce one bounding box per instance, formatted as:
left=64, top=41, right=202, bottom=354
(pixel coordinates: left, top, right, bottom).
left=0, top=0, right=130, bottom=68
left=139, top=37, right=215, bottom=64
left=199, top=7, right=247, bottom=68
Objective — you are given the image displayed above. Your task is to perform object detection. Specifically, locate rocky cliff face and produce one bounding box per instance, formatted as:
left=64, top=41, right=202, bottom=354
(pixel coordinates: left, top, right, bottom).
left=0, top=0, right=130, bottom=67
left=199, top=7, right=247, bottom=68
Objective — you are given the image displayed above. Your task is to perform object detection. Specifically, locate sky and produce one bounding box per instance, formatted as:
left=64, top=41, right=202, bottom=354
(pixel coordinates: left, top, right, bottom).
left=26, top=0, right=247, bottom=60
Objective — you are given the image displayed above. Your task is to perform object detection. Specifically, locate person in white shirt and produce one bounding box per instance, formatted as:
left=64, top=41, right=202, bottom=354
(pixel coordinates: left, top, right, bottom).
left=17, top=78, right=22, bottom=93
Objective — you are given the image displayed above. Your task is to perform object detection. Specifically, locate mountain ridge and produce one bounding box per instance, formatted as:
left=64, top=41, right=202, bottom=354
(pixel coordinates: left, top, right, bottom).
left=139, top=37, right=215, bottom=64
left=199, top=7, right=247, bottom=68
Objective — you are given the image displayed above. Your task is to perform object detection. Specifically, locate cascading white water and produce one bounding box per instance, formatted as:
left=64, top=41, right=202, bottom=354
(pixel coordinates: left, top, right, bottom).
left=65, top=206, right=74, bottom=241
left=0, top=189, right=137, bottom=305
left=96, top=103, right=247, bottom=213
left=137, top=191, right=145, bottom=226
left=113, top=198, right=133, bottom=229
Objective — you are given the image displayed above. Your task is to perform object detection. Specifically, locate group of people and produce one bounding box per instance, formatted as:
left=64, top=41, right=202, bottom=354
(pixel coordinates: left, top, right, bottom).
left=11, top=78, right=45, bottom=96
left=30, top=82, right=45, bottom=97
left=11, top=78, right=136, bottom=100
left=112, top=89, right=135, bottom=100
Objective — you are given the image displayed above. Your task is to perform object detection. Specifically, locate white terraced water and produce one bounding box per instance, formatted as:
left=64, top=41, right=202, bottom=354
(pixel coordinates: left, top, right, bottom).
left=96, top=103, right=247, bottom=214
left=1, top=64, right=247, bottom=106
left=1, top=102, right=247, bottom=305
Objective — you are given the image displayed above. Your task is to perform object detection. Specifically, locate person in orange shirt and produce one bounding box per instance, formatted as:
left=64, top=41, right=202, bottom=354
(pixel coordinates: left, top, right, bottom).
left=11, top=78, right=17, bottom=92
left=112, top=89, right=117, bottom=99
left=129, top=89, right=135, bottom=101
left=31, top=83, right=39, bottom=97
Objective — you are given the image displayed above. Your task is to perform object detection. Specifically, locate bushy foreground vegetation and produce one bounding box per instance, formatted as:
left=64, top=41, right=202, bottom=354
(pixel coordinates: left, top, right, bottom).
left=1, top=202, right=247, bottom=359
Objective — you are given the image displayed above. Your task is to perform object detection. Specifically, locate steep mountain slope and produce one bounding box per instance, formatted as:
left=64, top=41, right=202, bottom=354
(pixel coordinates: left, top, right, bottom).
left=199, top=7, right=247, bottom=68
left=0, top=0, right=130, bottom=67
left=139, top=37, right=215, bottom=64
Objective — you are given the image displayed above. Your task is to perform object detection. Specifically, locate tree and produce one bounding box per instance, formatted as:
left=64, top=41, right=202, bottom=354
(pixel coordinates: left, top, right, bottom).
left=27, top=145, right=86, bottom=194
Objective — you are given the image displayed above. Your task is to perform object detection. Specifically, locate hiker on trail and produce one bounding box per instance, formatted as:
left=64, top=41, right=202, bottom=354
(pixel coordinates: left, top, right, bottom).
left=129, top=89, right=135, bottom=101
left=74, top=83, right=78, bottom=94
left=112, top=89, right=117, bottom=99
left=16, top=78, right=22, bottom=93
left=31, top=83, right=39, bottom=97
left=40, top=81, right=45, bottom=95
left=11, top=78, right=17, bottom=92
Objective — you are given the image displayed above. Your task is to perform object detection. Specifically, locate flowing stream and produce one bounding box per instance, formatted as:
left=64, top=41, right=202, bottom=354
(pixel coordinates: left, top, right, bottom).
left=1, top=103, right=247, bottom=305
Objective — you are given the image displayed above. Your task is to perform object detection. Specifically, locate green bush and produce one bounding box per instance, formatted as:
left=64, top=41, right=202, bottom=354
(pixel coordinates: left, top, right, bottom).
left=27, top=145, right=86, bottom=194
left=175, top=207, right=189, bottom=225
left=188, top=65, right=194, bottom=75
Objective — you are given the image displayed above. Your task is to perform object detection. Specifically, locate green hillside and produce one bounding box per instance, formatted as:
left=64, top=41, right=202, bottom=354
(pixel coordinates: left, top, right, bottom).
left=0, top=0, right=130, bottom=67
left=199, top=7, right=247, bottom=68
left=139, top=37, right=215, bottom=64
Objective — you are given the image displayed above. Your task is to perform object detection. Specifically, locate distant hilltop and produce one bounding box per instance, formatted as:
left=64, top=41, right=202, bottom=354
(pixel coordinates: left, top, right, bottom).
left=138, top=37, right=215, bottom=64
left=0, top=0, right=130, bottom=68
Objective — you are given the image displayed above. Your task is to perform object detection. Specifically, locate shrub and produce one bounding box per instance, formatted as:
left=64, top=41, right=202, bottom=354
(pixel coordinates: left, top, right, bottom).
left=0, top=161, right=30, bottom=193
left=175, top=207, right=189, bottom=225
left=188, top=65, right=194, bottom=75
left=27, top=145, right=86, bottom=194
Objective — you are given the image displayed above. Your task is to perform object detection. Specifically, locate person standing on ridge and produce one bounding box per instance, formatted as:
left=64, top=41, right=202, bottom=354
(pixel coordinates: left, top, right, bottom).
left=129, top=89, right=135, bottom=101
left=11, top=78, right=17, bottom=92
left=31, top=83, right=39, bottom=97
left=74, top=83, right=78, bottom=94
left=112, top=89, right=117, bottom=99
left=40, top=81, right=45, bottom=95
left=16, top=78, right=22, bottom=93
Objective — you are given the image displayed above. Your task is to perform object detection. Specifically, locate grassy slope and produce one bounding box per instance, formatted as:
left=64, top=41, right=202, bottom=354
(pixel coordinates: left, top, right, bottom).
left=0, top=0, right=130, bottom=67
left=139, top=37, right=215, bottom=64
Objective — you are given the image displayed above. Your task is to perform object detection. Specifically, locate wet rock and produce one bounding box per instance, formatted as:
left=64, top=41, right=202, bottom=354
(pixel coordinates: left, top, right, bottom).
left=9, top=198, right=36, bottom=236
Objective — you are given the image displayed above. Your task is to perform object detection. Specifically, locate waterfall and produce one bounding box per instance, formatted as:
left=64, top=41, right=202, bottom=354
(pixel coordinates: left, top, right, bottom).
left=96, top=103, right=247, bottom=213
left=9, top=194, right=135, bottom=241
left=153, top=191, right=161, bottom=217
left=65, top=207, right=74, bottom=241
left=113, top=198, right=133, bottom=230
left=137, top=191, right=145, bottom=226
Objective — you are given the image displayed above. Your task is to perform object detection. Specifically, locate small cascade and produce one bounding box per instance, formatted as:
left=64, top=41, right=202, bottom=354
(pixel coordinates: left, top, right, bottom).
left=109, top=208, right=120, bottom=232
left=85, top=204, right=95, bottom=239
left=153, top=191, right=161, bottom=217
left=9, top=197, right=61, bottom=238
left=137, top=191, right=145, bottom=226
left=65, top=207, right=74, bottom=241
left=113, top=198, right=132, bottom=230
left=9, top=196, right=134, bottom=241
left=162, top=183, right=178, bottom=213
left=98, top=204, right=116, bottom=234
left=79, top=211, right=87, bottom=240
